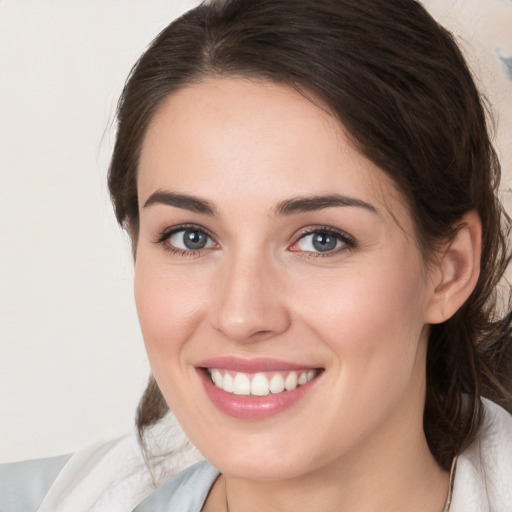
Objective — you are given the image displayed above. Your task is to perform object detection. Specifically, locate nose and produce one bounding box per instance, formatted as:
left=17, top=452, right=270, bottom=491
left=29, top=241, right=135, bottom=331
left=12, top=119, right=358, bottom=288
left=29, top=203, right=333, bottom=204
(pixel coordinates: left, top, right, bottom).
left=210, top=252, right=291, bottom=342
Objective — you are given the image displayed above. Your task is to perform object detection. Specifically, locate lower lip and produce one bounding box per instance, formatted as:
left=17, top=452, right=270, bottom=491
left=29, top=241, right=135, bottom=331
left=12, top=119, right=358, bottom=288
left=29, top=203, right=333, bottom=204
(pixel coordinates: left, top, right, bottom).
left=197, top=369, right=321, bottom=420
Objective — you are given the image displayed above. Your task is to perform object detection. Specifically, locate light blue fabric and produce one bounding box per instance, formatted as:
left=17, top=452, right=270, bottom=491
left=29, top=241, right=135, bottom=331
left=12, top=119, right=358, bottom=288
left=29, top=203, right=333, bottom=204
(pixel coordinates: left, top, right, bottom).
left=0, top=453, right=72, bottom=512
left=0, top=454, right=218, bottom=512
left=133, top=461, right=220, bottom=512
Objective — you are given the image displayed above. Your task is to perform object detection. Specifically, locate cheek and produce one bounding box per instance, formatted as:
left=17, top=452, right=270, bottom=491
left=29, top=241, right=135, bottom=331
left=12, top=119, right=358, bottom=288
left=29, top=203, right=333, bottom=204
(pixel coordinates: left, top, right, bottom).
left=289, top=257, right=431, bottom=451
left=133, top=256, right=207, bottom=367
left=298, top=255, right=429, bottom=384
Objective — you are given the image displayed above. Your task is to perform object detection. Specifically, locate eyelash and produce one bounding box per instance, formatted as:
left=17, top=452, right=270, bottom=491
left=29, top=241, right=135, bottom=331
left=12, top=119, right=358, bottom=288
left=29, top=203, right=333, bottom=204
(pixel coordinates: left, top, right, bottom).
left=154, top=224, right=356, bottom=258
left=291, top=226, right=356, bottom=258
left=154, top=224, right=217, bottom=258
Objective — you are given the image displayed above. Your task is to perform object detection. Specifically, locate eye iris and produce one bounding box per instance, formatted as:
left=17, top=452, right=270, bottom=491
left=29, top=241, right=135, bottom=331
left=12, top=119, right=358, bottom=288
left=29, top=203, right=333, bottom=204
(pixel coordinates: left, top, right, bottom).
left=183, top=230, right=207, bottom=250
left=312, top=232, right=337, bottom=252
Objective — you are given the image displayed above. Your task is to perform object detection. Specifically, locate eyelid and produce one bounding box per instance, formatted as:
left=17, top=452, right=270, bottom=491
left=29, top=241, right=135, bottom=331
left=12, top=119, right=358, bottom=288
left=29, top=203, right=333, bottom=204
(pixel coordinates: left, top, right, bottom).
left=289, top=225, right=356, bottom=255
left=155, top=223, right=214, bottom=242
left=154, top=223, right=218, bottom=255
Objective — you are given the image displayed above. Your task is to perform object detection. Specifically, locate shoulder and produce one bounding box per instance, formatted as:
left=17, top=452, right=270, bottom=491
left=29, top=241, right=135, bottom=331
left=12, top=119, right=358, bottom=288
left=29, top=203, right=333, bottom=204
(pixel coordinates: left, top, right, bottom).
left=450, top=398, right=512, bottom=512
left=0, top=453, right=72, bottom=512
left=0, top=413, right=205, bottom=512
left=133, top=460, right=220, bottom=512
left=0, top=436, right=147, bottom=512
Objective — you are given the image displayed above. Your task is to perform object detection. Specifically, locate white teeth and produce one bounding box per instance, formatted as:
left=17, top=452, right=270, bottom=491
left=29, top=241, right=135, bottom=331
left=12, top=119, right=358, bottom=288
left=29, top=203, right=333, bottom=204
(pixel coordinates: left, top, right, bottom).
left=251, top=373, right=270, bottom=396
left=223, top=373, right=234, bottom=393
left=233, top=373, right=251, bottom=395
left=212, top=369, right=223, bottom=388
left=284, top=371, right=298, bottom=391
left=269, top=373, right=285, bottom=394
left=209, top=368, right=318, bottom=396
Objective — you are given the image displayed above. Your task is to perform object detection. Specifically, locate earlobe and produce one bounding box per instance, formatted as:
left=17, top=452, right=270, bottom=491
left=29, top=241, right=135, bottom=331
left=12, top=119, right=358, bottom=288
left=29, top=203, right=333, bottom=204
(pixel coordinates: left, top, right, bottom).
left=425, top=211, right=482, bottom=324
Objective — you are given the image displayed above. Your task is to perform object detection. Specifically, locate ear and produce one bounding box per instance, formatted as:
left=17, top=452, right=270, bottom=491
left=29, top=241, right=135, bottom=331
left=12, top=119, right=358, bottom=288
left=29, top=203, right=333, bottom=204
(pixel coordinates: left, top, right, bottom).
left=424, top=211, right=482, bottom=324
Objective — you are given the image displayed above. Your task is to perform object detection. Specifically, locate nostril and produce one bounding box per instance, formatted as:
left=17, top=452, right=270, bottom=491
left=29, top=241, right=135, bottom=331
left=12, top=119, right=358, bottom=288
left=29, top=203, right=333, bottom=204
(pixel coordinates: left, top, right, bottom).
left=249, top=329, right=274, bottom=338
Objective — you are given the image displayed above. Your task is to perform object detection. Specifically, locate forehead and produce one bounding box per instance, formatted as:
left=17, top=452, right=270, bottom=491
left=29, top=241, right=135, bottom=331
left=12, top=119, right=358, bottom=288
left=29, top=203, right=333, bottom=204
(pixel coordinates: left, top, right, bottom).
left=137, top=78, right=412, bottom=228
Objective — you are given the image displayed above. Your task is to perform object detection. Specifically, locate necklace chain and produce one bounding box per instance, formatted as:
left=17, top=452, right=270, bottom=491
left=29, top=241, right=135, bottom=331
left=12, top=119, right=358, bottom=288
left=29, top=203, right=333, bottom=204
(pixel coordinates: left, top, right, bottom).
left=224, top=476, right=229, bottom=512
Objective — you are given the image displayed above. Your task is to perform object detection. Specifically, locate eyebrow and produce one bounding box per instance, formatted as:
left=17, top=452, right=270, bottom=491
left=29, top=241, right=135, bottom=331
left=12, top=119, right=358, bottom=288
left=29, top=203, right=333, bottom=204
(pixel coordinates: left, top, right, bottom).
left=143, top=191, right=217, bottom=215
left=275, top=194, right=378, bottom=216
left=143, top=190, right=378, bottom=217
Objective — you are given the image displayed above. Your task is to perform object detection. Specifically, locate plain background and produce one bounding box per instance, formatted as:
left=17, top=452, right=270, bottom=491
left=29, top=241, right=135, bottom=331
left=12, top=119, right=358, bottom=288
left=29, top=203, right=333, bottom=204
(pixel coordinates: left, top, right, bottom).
left=1, top=0, right=511, bottom=463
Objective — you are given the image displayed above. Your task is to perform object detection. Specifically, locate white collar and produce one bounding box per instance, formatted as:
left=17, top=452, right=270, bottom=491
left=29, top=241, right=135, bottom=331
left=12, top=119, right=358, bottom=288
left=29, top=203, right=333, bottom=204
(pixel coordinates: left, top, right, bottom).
left=449, top=398, right=512, bottom=512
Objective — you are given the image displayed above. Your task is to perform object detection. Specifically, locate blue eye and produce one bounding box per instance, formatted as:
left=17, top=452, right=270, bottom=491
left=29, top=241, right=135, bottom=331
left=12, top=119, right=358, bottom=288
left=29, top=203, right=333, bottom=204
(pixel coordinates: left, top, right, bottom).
left=293, top=229, right=354, bottom=254
left=160, top=227, right=216, bottom=252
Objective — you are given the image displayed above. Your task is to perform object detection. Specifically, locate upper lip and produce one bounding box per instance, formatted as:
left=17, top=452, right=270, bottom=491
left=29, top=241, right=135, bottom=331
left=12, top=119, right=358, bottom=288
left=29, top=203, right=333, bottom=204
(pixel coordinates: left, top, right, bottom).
left=196, top=356, right=321, bottom=373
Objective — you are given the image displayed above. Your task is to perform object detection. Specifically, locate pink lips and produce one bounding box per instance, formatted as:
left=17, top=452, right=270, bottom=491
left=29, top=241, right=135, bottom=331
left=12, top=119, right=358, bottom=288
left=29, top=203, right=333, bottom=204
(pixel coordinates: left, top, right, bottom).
left=197, top=356, right=318, bottom=373
left=196, top=356, right=322, bottom=420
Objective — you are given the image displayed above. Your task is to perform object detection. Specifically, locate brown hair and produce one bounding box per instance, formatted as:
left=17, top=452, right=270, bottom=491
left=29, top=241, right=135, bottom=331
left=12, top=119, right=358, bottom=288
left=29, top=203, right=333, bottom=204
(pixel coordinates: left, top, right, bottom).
left=108, top=0, right=512, bottom=469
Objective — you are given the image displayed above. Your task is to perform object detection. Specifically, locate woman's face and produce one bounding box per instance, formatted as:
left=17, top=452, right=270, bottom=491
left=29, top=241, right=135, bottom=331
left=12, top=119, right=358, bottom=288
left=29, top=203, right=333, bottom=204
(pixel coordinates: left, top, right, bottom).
left=135, top=78, right=440, bottom=480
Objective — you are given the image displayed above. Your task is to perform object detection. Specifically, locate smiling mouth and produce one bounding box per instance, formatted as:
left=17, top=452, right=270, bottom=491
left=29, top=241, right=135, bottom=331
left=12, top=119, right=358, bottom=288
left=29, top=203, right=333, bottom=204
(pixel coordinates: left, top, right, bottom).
left=206, top=368, right=320, bottom=396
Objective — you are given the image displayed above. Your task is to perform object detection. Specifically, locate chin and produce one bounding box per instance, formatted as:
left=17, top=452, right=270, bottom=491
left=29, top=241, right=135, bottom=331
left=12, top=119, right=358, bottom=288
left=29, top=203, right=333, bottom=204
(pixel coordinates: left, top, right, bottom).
left=216, top=456, right=311, bottom=481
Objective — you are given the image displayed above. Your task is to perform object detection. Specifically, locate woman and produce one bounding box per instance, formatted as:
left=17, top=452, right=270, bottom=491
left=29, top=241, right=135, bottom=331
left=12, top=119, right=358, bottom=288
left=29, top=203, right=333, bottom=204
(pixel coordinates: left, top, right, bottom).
left=2, top=0, right=511, bottom=510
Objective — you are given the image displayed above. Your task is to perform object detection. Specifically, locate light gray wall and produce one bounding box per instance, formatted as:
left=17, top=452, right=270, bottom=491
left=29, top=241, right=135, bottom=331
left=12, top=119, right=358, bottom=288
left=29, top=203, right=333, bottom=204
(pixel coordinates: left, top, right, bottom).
left=0, top=0, right=201, bottom=463
left=0, top=0, right=510, bottom=463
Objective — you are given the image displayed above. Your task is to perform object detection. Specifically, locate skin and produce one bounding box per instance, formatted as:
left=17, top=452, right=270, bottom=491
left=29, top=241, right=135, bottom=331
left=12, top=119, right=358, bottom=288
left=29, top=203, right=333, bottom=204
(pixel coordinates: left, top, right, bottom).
left=134, top=78, right=480, bottom=512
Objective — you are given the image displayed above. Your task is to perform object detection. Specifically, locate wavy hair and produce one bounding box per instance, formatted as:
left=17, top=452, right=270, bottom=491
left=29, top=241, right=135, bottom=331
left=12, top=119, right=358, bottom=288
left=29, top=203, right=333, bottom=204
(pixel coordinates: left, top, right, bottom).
left=108, top=0, right=512, bottom=469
